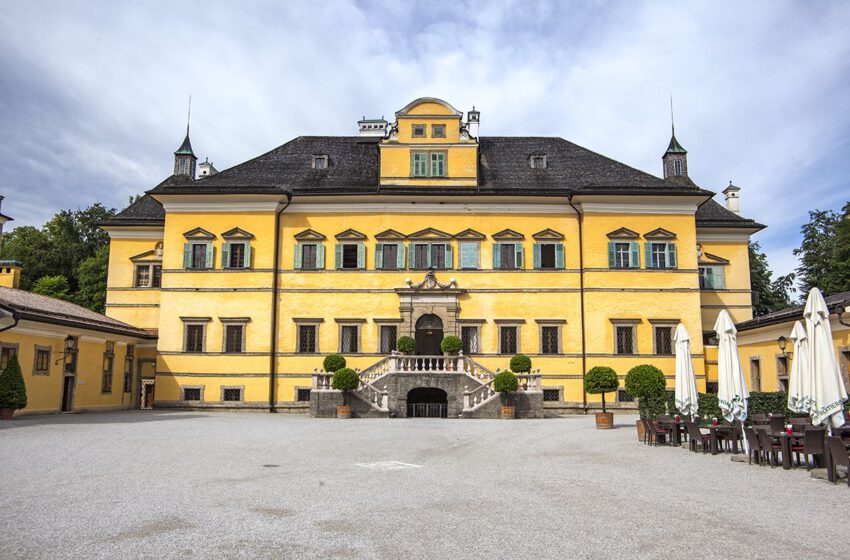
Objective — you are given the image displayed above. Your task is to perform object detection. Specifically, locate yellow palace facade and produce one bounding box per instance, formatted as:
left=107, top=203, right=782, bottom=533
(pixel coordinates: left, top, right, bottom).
left=100, top=97, right=764, bottom=417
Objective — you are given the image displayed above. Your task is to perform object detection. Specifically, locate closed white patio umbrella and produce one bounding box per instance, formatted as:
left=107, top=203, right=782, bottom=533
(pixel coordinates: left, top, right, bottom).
left=804, top=288, right=847, bottom=430
left=714, top=309, right=750, bottom=454
left=674, top=323, right=699, bottom=420
left=786, top=321, right=812, bottom=415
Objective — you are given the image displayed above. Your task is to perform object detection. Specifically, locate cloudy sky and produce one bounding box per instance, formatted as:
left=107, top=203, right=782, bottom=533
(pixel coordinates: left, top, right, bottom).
left=1, top=1, right=849, bottom=282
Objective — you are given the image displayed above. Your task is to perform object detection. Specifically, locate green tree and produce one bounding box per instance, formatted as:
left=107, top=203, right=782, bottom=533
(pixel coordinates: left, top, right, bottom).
left=31, top=275, right=72, bottom=300
left=0, top=226, right=55, bottom=289
left=793, top=205, right=848, bottom=295
left=0, top=354, right=27, bottom=411
left=749, top=241, right=794, bottom=316
left=76, top=246, right=110, bottom=313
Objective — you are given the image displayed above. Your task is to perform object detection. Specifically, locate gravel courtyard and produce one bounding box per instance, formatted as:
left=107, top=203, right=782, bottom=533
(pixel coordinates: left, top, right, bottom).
left=0, top=411, right=846, bottom=560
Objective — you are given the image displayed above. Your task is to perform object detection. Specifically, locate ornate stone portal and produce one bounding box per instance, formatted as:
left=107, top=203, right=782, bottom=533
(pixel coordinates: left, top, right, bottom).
left=395, top=271, right=465, bottom=339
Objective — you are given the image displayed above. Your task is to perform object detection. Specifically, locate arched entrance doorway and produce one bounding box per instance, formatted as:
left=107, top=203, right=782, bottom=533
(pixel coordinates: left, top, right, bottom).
left=406, top=387, right=448, bottom=418
left=415, top=314, right=443, bottom=355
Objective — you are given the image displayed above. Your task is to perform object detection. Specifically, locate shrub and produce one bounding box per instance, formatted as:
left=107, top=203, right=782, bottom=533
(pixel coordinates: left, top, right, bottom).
left=624, top=364, right=666, bottom=419
left=323, top=354, right=346, bottom=373
left=509, top=354, right=532, bottom=373
left=331, top=368, right=359, bottom=406
left=493, top=370, right=519, bottom=393
left=397, top=336, right=415, bottom=354
left=0, top=354, right=27, bottom=410
left=748, top=391, right=793, bottom=418
left=697, top=392, right=721, bottom=421
left=440, top=335, right=462, bottom=354
left=584, top=366, right=619, bottom=413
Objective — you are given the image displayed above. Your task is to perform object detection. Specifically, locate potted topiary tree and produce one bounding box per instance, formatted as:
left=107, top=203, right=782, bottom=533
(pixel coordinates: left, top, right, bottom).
left=493, top=370, right=519, bottom=419
left=331, top=367, right=359, bottom=419
left=440, top=335, right=462, bottom=371
left=585, top=366, right=619, bottom=429
left=397, top=336, right=415, bottom=355
left=624, top=364, right=666, bottom=440
left=509, top=354, right=532, bottom=375
left=323, top=354, right=346, bottom=373
left=0, top=354, right=27, bottom=420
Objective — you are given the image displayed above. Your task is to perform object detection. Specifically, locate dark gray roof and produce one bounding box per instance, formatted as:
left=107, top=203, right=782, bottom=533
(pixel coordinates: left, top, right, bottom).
left=695, top=199, right=765, bottom=231
left=0, top=286, right=154, bottom=339
left=101, top=193, right=165, bottom=226
left=665, top=134, right=687, bottom=154
left=736, top=291, right=850, bottom=332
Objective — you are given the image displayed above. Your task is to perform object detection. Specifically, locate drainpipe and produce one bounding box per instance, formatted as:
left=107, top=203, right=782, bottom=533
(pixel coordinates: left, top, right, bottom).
left=268, top=192, right=292, bottom=413
left=567, top=193, right=588, bottom=414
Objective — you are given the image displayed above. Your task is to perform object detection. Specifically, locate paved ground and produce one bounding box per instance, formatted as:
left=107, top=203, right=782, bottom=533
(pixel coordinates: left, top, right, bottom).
left=0, top=412, right=847, bottom=559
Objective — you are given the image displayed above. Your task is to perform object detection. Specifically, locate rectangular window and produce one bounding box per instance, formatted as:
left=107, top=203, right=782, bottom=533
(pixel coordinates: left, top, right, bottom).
left=411, top=151, right=447, bottom=177
left=297, top=388, right=312, bottom=402
left=539, top=244, right=556, bottom=269
left=313, top=155, right=328, bottom=169
left=500, top=244, right=516, bottom=269
left=222, top=388, right=243, bottom=402
left=616, top=326, right=635, bottom=355
left=431, top=124, right=446, bottom=138
left=102, top=341, right=114, bottom=395
left=0, top=345, right=16, bottom=371
left=651, top=243, right=667, bottom=269
left=184, top=324, right=205, bottom=353
left=614, top=243, right=631, bottom=268
left=224, top=324, right=244, bottom=353
left=228, top=243, right=246, bottom=268
left=777, top=356, right=789, bottom=392
left=135, top=265, right=150, bottom=287
left=122, top=345, right=134, bottom=392
left=654, top=326, right=673, bottom=355
left=412, top=152, right=428, bottom=177
left=459, top=242, right=479, bottom=269
left=298, top=325, right=317, bottom=353
left=302, top=244, right=317, bottom=269
left=380, top=325, right=397, bottom=354
left=340, top=325, right=359, bottom=353
left=706, top=381, right=719, bottom=394
left=543, top=388, right=561, bottom=401
left=183, top=387, right=202, bottom=401
left=412, top=124, right=426, bottom=137
left=413, top=243, right=429, bottom=269
left=461, top=326, right=480, bottom=354
left=192, top=244, right=207, bottom=269
left=541, top=326, right=559, bottom=354
left=341, top=244, right=359, bottom=269
left=430, top=244, right=446, bottom=269
left=33, top=347, right=51, bottom=375
left=379, top=244, right=399, bottom=270
left=430, top=152, right=446, bottom=177
left=699, top=266, right=725, bottom=289
left=152, top=265, right=162, bottom=287
left=500, top=326, right=518, bottom=354
left=530, top=155, right=547, bottom=169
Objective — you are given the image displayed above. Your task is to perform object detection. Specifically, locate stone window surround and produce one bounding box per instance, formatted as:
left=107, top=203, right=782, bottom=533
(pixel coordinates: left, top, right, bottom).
left=775, top=352, right=789, bottom=391
left=220, top=385, right=245, bottom=402
left=133, top=262, right=162, bottom=288
left=181, top=385, right=205, bottom=401
left=377, top=323, right=399, bottom=354
left=101, top=341, right=115, bottom=394
left=431, top=124, right=446, bottom=138
left=336, top=318, right=366, bottom=354
left=294, top=386, right=312, bottom=402
left=411, top=123, right=426, bottom=137
left=535, top=319, right=566, bottom=354
left=750, top=356, right=762, bottom=391
left=181, top=316, right=211, bottom=353
left=649, top=319, right=678, bottom=356
left=494, top=319, right=525, bottom=355
left=459, top=321, right=483, bottom=354
left=32, top=344, right=51, bottom=376
left=542, top=385, right=564, bottom=404
left=610, top=318, right=641, bottom=355
left=220, top=317, right=250, bottom=354
left=294, top=317, right=324, bottom=354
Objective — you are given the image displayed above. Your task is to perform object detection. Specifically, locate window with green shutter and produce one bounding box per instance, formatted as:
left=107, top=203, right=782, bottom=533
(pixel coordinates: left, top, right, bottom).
left=184, top=242, right=212, bottom=269
left=459, top=242, right=479, bottom=269
left=337, top=243, right=362, bottom=269
left=297, top=243, right=321, bottom=270
left=411, top=151, right=447, bottom=177
left=430, top=152, right=446, bottom=177
left=494, top=243, right=522, bottom=269
left=534, top=243, right=562, bottom=269
left=646, top=242, right=676, bottom=269
left=699, top=266, right=725, bottom=289
left=412, top=152, right=428, bottom=177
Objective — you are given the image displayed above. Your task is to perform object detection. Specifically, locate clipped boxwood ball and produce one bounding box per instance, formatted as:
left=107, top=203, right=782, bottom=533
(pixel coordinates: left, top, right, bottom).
left=440, top=335, right=462, bottom=354
left=624, top=364, right=666, bottom=400
left=509, top=354, right=532, bottom=373
left=493, top=370, right=519, bottom=393
left=323, top=354, right=346, bottom=373
left=331, top=368, right=359, bottom=392
left=585, top=366, right=619, bottom=395
left=397, top=336, right=416, bottom=353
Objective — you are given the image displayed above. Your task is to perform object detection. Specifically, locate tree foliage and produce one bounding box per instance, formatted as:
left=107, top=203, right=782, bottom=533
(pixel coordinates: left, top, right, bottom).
left=0, top=354, right=27, bottom=410
left=31, top=275, right=72, bottom=300
left=624, top=364, right=666, bottom=419
left=509, top=354, right=532, bottom=373
left=585, top=366, right=619, bottom=413
left=493, top=370, right=519, bottom=393
left=793, top=203, right=850, bottom=296
left=749, top=241, right=795, bottom=316
left=323, top=354, right=347, bottom=373
left=0, top=203, right=116, bottom=311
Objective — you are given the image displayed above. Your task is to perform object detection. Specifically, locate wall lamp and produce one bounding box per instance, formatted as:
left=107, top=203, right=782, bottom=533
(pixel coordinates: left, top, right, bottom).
left=776, top=335, right=791, bottom=360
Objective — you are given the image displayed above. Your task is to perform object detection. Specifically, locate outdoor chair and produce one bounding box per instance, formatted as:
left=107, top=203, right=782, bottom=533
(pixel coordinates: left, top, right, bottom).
left=827, top=436, right=850, bottom=486
left=657, top=414, right=671, bottom=423
left=751, top=414, right=769, bottom=426
left=789, top=417, right=810, bottom=433
left=743, top=427, right=762, bottom=465
left=792, top=429, right=825, bottom=470
left=756, top=428, right=782, bottom=467
left=768, top=415, right=786, bottom=433
left=685, top=421, right=710, bottom=453
left=646, top=419, right=670, bottom=446
left=640, top=419, right=652, bottom=445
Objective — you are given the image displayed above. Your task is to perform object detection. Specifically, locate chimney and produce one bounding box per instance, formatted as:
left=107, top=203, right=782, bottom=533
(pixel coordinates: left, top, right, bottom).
left=467, top=107, right=480, bottom=139
left=0, top=260, right=22, bottom=289
left=358, top=116, right=388, bottom=137
left=723, top=181, right=741, bottom=215
left=198, top=157, right=218, bottom=177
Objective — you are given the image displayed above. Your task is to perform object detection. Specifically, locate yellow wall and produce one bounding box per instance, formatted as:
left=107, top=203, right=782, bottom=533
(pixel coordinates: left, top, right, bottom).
left=697, top=240, right=753, bottom=331
left=105, top=233, right=163, bottom=331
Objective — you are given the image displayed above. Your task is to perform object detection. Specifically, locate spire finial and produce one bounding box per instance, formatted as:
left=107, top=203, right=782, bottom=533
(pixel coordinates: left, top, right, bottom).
left=670, top=94, right=675, bottom=137
left=186, top=93, right=192, bottom=137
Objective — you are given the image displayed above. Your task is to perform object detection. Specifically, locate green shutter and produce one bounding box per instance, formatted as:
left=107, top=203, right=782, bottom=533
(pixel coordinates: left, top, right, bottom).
left=334, top=244, right=342, bottom=269
left=317, top=244, right=325, bottom=269
left=645, top=243, right=653, bottom=269
left=426, top=243, right=432, bottom=268
left=444, top=244, right=452, bottom=269
left=608, top=242, right=615, bottom=268
left=716, top=267, right=725, bottom=289
left=222, top=242, right=231, bottom=269
left=183, top=243, right=191, bottom=269
left=667, top=242, right=677, bottom=268
left=375, top=243, right=383, bottom=269
left=555, top=243, right=565, bottom=269
left=493, top=243, right=501, bottom=269
left=515, top=244, right=523, bottom=268
left=205, top=244, right=213, bottom=269
left=357, top=242, right=365, bottom=269
left=630, top=242, right=640, bottom=268
left=533, top=243, right=541, bottom=269
left=460, top=242, right=478, bottom=269
left=244, top=242, right=251, bottom=268
left=294, top=244, right=303, bottom=269
left=397, top=243, right=406, bottom=269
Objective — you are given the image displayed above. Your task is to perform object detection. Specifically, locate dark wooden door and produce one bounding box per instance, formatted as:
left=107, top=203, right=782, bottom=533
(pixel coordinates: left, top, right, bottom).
left=416, top=328, right=443, bottom=355
left=61, top=377, right=74, bottom=412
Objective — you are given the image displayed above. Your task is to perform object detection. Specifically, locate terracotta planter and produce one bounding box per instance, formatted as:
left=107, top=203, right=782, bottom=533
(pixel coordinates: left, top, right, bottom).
left=595, top=412, right=614, bottom=430
left=500, top=405, right=515, bottom=419
left=336, top=405, right=352, bottom=419
left=635, top=419, right=646, bottom=441
left=0, top=408, right=14, bottom=420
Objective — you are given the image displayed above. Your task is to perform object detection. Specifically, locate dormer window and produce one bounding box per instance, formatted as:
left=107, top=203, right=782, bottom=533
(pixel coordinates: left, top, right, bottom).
left=412, top=124, right=426, bottom=138
left=313, top=155, right=329, bottom=169
left=530, top=155, right=547, bottom=169
left=431, top=124, right=445, bottom=138
left=673, top=159, right=682, bottom=176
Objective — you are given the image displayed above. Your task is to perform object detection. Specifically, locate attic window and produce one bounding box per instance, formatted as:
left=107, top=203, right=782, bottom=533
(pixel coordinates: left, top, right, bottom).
left=530, top=155, right=547, bottom=169
left=313, top=155, right=329, bottom=169
left=673, top=159, right=682, bottom=176
left=412, top=124, right=426, bottom=138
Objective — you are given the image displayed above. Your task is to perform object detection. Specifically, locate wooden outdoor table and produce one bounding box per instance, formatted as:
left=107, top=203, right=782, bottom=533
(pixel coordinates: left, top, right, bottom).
left=658, top=420, right=684, bottom=446
left=708, top=425, right=735, bottom=455
left=769, top=432, right=799, bottom=470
